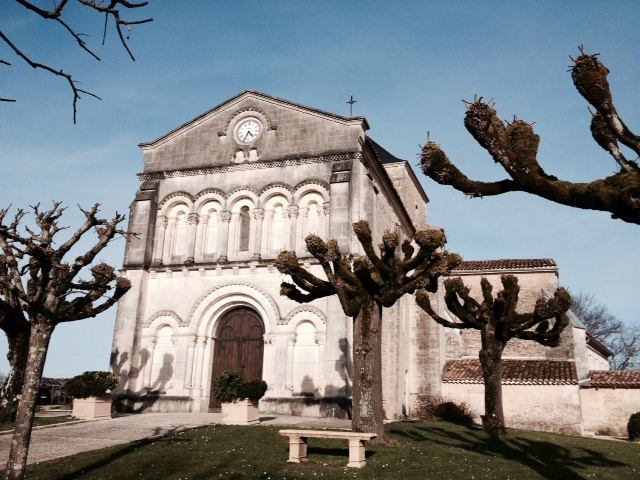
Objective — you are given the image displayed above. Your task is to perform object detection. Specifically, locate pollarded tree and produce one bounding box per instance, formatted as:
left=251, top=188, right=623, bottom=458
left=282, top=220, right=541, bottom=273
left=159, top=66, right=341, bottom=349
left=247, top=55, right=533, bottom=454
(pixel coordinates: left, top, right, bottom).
left=0, top=202, right=131, bottom=480
left=416, top=275, right=570, bottom=436
left=275, top=220, right=461, bottom=442
left=420, top=48, right=640, bottom=225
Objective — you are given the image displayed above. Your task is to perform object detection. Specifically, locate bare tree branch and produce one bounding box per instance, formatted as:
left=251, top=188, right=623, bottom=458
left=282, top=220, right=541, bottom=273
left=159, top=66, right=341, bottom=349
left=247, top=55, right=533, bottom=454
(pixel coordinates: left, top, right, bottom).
left=420, top=49, right=640, bottom=224
left=2, top=0, right=153, bottom=122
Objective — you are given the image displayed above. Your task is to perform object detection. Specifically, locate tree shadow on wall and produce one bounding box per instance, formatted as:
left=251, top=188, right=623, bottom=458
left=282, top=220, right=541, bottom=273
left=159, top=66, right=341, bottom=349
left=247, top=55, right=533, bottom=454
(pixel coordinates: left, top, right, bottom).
left=388, top=422, right=629, bottom=480
left=336, top=338, right=351, bottom=397
left=110, top=348, right=174, bottom=414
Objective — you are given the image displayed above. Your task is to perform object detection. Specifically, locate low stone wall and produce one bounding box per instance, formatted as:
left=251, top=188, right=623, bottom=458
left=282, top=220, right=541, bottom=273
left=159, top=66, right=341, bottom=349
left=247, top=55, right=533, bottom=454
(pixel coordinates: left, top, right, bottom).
left=114, top=394, right=192, bottom=413
left=441, top=383, right=583, bottom=435
left=580, top=388, right=640, bottom=437
left=260, top=397, right=351, bottom=419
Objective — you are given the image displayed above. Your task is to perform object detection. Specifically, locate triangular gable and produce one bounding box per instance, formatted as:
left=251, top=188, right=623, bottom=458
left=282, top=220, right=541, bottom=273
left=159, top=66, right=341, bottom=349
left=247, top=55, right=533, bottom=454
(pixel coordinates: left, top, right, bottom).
left=137, top=91, right=370, bottom=174
left=139, top=90, right=369, bottom=148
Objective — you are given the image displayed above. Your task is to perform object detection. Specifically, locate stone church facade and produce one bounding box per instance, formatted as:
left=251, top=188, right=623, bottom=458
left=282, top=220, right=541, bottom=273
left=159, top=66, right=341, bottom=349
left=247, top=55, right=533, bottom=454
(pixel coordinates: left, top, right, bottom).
left=111, top=91, right=639, bottom=435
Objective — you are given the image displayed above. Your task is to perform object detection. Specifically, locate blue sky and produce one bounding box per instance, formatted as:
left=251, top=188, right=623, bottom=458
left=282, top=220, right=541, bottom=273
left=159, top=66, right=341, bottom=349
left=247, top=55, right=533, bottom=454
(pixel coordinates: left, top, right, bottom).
left=1, top=1, right=639, bottom=377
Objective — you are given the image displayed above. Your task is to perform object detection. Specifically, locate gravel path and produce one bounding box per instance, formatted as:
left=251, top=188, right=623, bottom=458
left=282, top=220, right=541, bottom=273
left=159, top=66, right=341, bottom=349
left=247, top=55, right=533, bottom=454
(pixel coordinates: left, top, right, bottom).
left=0, top=412, right=351, bottom=466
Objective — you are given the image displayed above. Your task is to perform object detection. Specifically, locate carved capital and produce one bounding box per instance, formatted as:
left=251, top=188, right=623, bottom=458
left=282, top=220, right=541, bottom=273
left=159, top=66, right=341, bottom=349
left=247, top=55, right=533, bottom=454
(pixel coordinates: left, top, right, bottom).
left=253, top=208, right=265, bottom=221
left=158, top=216, right=168, bottom=228
left=287, top=334, right=297, bottom=346
left=187, top=213, right=199, bottom=225
left=287, top=206, right=299, bottom=218
left=220, top=211, right=232, bottom=223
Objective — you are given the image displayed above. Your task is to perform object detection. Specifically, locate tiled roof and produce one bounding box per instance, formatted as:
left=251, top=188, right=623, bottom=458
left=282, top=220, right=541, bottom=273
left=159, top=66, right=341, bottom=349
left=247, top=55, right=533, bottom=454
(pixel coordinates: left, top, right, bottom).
left=366, top=137, right=404, bottom=164
left=442, top=359, right=578, bottom=385
left=589, top=370, right=640, bottom=388
left=451, top=259, right=557, bottom=272
left=40, top=378, right=68, bottom=388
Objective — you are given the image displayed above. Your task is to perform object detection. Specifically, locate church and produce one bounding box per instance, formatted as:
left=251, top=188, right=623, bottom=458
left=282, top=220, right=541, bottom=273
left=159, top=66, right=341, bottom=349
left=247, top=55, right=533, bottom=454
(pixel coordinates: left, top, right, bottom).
left=111, top=91, right=640, bottom=437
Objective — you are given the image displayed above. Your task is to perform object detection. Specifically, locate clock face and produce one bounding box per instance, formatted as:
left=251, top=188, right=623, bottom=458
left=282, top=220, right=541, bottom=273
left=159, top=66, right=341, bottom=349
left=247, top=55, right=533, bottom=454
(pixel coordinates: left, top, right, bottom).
left=236, top=118, right=262, bottom=144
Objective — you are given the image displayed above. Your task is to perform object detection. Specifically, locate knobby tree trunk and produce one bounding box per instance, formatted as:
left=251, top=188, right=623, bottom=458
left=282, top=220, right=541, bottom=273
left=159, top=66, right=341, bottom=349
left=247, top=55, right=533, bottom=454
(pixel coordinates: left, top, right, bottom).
left=4, top=320, right=54, bottom=480
left=351, top=300, right=387, bottom=443
left=479, top=324, right=508, bottom=437
left=0, top=331, right=29, bottom=424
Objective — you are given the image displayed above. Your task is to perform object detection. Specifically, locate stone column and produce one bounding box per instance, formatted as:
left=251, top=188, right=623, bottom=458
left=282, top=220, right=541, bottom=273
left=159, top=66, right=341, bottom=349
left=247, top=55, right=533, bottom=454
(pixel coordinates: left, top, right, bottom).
left=264, top=335, right=276, bottom=392
left=287, top=206, right=299, bottom=253
left=184, top=339, right=196, bottom=389
left=193, top=337, right=208, bottom=395
left=322, top=204, right=330, bottom=239
left=252, top=208, right=264, bottom=261
left=301, top=207, right=309, bottom=251
left=185, top=213, right=199, bottom=264
left=217, top=211, right=231, bottom=262
left=163, top=218, right=176, bottom=263
left=285, top=334, right=296, bottom=391
left=153, top=216, right=168, bottom=264
left=329, top=160, right=352, bottom=252
left=315, top=334, right=326, bottom=394
left=194, top=216, right=208, bottom=260
left=264, top=210, right=274, bottom=253
left=143, top=338, right=157, bottom=388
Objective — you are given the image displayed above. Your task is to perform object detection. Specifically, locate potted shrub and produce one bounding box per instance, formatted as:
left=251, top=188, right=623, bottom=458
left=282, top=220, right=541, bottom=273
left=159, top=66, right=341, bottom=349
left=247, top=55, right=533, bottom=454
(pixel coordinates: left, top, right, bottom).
left=65, top=371, right=119, bottom=420
left=211, top=371, right=267, bottom=425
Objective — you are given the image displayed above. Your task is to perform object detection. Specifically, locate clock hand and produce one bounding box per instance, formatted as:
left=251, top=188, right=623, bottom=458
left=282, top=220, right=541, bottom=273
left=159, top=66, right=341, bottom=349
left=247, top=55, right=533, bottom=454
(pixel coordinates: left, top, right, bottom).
left=244, top=131, right=254, bottom=141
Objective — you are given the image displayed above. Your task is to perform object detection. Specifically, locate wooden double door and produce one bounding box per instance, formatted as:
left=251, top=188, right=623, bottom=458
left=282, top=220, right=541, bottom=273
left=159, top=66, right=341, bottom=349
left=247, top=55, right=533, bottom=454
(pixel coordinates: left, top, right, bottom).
left=209, top=307, right=265, bottom=409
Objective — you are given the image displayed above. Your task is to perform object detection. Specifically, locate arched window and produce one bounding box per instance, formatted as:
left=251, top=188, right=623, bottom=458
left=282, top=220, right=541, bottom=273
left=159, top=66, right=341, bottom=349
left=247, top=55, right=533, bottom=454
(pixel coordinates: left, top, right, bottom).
left=194, top=199, right=222, bottom=261
left=292, top=321, right=318, bottom=394
left=227, top=197, right=256, bottom=260
left=299, top=192, right=326, bottom=241
left=161, top=203, right=189, bottom=263
left=306, top=201, right=320, bottom=235
left=203, top=207, right=218, bottom=255
left=263, top=194, right=290, bottom=254
left=238, top=206, right=251, bottom=252
left=271, top=203, right=285, bottom=250
left=150, top=325, right=175, bottom=391
left=172, top=211, right=187, bottom=257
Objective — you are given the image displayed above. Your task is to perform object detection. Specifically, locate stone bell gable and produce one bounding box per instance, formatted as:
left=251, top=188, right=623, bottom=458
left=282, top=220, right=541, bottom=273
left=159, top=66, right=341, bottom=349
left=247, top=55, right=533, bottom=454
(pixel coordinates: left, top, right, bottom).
left=138, top=90, right=370, bottom=173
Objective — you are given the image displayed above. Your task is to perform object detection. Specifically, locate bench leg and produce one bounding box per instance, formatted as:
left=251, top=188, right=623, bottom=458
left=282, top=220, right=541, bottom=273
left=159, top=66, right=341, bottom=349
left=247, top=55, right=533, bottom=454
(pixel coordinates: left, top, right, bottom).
left=347, top=439, right=366, bottom=468
left=288, top=436, right=307, bottom=463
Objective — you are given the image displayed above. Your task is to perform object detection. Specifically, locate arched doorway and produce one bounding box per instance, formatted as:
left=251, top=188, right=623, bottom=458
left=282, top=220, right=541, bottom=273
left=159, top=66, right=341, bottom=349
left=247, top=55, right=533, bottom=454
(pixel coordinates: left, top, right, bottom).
left=209, top=306, right=265, bottom=410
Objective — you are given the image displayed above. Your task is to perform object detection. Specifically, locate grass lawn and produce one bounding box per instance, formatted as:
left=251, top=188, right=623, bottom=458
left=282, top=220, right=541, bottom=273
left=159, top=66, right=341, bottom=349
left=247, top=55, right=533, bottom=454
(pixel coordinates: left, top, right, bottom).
left=2, top=421, right=639, bottom=479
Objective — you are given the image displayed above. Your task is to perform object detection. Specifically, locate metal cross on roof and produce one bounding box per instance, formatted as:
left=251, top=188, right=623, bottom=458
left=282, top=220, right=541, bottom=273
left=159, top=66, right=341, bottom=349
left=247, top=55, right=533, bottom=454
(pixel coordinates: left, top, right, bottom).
left=347, top=94, right=356, bottom=117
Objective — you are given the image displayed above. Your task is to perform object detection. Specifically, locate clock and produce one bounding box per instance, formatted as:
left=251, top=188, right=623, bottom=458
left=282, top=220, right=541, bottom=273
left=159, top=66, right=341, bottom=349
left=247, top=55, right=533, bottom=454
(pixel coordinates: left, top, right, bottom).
left=236, top=118, right=262, bottom=144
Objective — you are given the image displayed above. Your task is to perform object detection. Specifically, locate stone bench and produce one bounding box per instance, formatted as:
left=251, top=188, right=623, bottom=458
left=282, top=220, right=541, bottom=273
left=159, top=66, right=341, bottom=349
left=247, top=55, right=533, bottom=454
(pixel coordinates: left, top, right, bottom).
left=279, top=429, right=377, bottom=468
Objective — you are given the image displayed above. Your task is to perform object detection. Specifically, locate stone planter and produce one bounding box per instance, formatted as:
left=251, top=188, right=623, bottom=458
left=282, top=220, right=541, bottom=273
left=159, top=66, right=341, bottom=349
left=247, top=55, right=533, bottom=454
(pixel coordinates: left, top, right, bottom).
left=221, top=399, right=260, bottom=425
left=72, top=396, right=113, bottom=420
